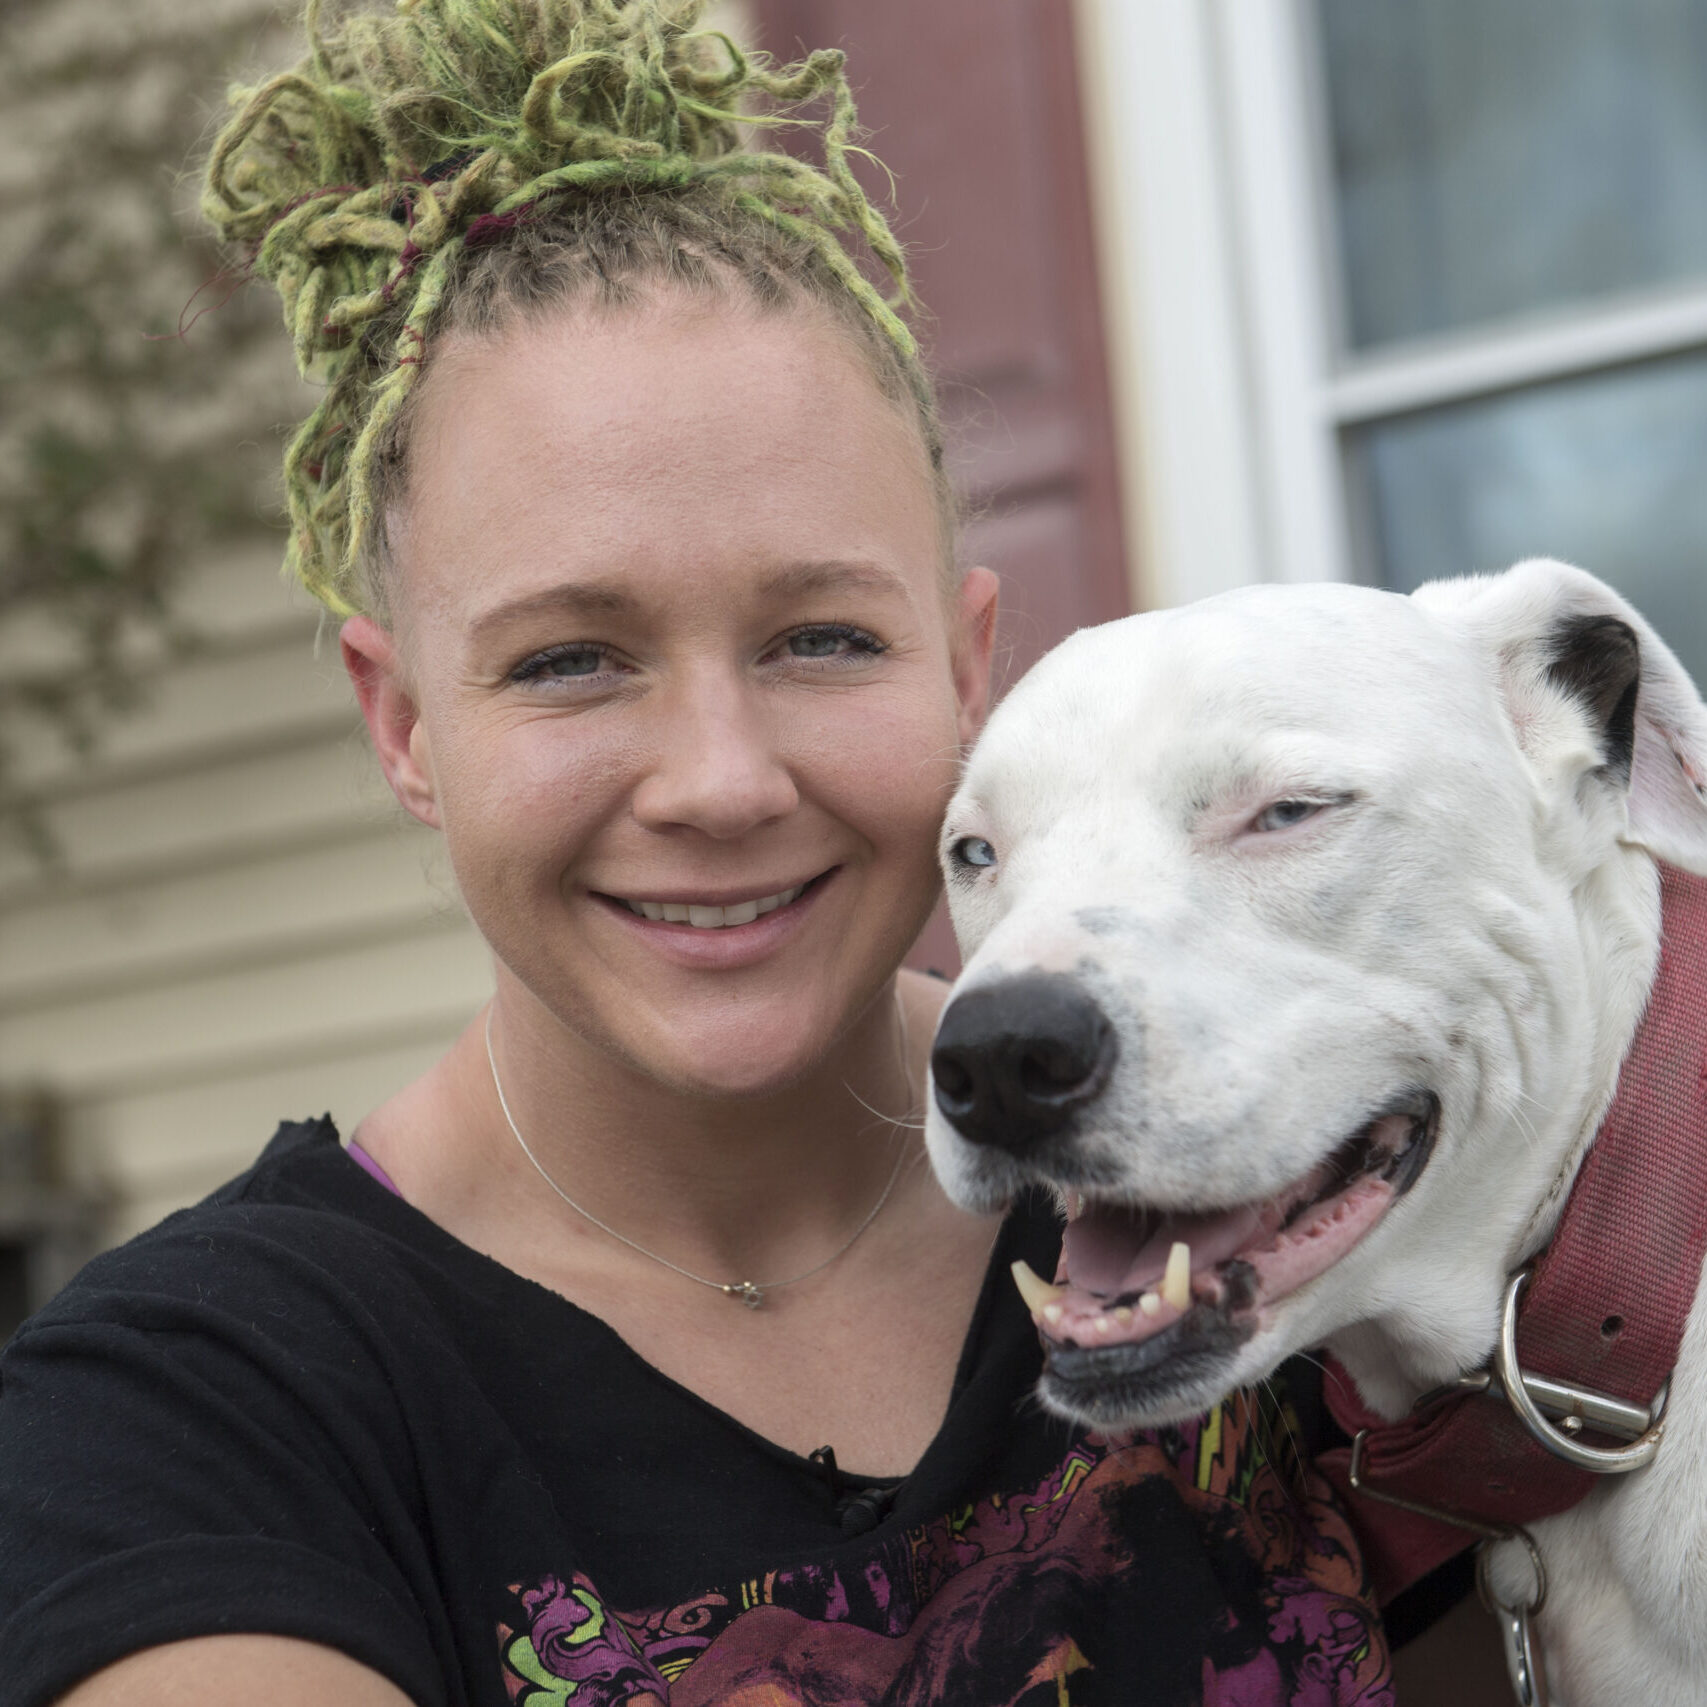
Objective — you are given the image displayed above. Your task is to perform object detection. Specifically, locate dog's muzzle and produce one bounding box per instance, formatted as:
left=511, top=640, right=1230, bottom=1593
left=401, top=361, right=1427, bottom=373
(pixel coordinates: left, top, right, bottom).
left=930, top=973, right=1119, bottom=1152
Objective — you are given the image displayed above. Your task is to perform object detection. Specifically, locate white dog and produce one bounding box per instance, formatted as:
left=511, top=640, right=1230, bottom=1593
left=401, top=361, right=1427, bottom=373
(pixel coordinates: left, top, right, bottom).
left=925, top=560, right=1707, bottom=1705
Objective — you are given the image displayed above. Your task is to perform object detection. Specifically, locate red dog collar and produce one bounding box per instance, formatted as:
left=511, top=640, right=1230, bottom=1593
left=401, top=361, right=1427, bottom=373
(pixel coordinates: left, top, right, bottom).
left=1319, top=862, right=1707, bottom=1603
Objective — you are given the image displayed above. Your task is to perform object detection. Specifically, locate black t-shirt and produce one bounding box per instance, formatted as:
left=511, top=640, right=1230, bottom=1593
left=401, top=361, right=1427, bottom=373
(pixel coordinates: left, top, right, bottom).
left=0, top=1118, right=1397, bottom=1706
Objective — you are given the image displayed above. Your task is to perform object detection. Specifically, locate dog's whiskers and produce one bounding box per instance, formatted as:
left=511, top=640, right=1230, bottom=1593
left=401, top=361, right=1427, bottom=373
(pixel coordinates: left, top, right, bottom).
left=845, top=1084, right=928, bottom=1134
left=1247, top=1375, right=1309, bottom=1495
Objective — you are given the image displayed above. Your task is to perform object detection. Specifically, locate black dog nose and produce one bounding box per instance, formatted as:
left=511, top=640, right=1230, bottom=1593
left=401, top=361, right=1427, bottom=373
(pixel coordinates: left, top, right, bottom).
left=931, top=973, right=1117, bottom=1152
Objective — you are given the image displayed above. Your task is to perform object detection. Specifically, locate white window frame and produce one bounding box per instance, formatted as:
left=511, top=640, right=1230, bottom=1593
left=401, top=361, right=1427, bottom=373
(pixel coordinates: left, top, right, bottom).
left=1076, top=0, right=1707, bottom=609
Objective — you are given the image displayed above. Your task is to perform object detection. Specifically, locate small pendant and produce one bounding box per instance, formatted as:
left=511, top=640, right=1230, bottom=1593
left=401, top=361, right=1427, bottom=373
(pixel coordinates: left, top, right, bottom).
left=726, top=1281, right=764, bottom=1309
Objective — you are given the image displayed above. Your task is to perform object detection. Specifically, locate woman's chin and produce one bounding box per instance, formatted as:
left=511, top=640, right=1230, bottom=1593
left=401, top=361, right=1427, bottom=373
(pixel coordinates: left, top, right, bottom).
left=626, top=1009, right=853, bottom=1104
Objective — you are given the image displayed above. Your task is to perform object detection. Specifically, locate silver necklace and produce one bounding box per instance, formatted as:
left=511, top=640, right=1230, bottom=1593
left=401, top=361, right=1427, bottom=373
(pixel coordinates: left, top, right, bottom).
left=484, top=1007, right=911, bottom=1308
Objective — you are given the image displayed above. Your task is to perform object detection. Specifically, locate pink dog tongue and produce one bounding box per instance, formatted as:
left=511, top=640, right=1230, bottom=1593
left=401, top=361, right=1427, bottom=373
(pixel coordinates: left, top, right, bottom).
left=1061, top=1200, right=1276, bottom=1297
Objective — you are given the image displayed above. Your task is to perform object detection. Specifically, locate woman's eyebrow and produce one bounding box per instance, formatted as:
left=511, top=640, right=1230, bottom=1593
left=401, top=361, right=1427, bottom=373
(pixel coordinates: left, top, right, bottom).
left=468, top=560, right=916, bottom=641
left=756, top=559, right=918, bottom=605
left=467, top=580, right=641, bottom=641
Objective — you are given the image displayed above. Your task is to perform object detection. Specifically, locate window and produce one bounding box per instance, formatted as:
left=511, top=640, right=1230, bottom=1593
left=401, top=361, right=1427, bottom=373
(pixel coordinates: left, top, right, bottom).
left=1082, top=0, right=1707, bottom=688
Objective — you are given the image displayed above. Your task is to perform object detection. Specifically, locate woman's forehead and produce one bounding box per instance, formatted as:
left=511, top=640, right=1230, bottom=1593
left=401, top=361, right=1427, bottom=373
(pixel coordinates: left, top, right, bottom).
left=392, top=296, right=943, bottom=621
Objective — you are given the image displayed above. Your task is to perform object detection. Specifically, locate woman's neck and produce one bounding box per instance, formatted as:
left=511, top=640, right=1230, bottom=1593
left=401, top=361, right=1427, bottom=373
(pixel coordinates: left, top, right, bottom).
left=377, top=965, right=939, bottom=1290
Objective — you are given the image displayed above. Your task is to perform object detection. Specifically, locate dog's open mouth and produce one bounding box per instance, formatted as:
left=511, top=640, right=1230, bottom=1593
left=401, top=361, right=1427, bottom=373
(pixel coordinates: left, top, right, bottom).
left=1014, top=1091, right=1439, bottom=1359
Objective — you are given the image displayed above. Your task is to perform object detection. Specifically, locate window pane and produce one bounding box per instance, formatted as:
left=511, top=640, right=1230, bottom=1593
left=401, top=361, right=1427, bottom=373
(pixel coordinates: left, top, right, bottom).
left=1348, top=353, right=1707, bottom=690
left=1317, top=0, right=1707, bottom=348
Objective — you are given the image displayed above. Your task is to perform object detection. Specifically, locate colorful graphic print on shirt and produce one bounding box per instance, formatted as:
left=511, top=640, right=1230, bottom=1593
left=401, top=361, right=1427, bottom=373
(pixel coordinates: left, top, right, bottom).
left=495, top=1394, right=1395, bottom=1707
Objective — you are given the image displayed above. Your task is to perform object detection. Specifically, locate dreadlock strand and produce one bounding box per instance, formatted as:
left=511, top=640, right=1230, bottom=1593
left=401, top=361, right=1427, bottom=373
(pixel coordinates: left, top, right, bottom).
left=341, top=238, right=461, bottom=586
left=204, top=0, right=938, bottom=615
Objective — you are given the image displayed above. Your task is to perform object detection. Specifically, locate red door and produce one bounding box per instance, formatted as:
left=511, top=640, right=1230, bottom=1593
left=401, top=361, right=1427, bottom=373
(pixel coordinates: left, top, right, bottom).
left=753, top=0, right=1131, bottom=971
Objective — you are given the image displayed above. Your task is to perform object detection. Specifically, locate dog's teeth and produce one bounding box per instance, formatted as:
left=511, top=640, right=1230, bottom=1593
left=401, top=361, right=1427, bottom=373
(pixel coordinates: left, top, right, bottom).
left=1138, top=1290, right=1162, bottom=1317
left=1114, top=1305, right=1133, bottom=1323
left=1010, top=1259, right=1066, bottom=1316
left=1092, top=1315, right=1115, bottom=1336
left=1042, top=1303, right=1064, bottom=1326
left=1162, top=1241, right=1192, bottom=1311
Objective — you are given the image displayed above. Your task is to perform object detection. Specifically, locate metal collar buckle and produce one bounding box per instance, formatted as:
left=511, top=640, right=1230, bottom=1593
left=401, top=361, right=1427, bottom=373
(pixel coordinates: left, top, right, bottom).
left=1488, top=1269, right=1669, bottom=1472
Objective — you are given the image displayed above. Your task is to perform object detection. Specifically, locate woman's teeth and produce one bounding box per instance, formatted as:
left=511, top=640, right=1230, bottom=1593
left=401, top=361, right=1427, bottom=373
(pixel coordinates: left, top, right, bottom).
left=621, top=883, right=806, bottom=928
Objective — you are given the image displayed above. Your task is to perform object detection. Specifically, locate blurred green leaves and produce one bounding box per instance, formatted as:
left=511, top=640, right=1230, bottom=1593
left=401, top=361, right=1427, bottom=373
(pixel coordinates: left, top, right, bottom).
left=0, top=0, right=303, bottom=857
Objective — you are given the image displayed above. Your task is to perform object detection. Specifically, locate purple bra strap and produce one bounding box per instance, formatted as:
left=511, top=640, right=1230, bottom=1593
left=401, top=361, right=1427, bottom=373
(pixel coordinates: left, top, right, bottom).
left=346, top=1138, right=403, bottom=1198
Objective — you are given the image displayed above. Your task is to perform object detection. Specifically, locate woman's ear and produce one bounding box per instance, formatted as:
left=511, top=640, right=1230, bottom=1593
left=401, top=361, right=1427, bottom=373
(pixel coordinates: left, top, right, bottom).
left=340, top=615, right=441, bottom=829
left=952, top=566, right=1000, bottom=747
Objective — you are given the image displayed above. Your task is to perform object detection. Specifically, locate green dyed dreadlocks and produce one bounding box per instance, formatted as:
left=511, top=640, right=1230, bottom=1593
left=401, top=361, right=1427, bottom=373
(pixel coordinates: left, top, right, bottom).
left=203, top=0, right=918, bottom=616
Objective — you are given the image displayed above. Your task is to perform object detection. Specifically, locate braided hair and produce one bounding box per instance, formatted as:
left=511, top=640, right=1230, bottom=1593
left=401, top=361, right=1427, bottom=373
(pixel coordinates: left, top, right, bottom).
left=203, top=0, right=948, bottom=618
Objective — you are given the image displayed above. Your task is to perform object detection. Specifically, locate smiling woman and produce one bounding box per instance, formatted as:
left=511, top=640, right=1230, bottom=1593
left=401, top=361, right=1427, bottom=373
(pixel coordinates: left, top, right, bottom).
left=0, top=4, right=1411, bottom=1705
left=343, top=299, right=978, bottom=1105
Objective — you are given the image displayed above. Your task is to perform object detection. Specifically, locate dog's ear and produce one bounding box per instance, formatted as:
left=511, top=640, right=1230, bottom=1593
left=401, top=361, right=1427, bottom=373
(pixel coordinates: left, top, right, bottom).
left=1544, top=613, right=1641, bottom=786
left=1414, top=558, right=1707, bottom=873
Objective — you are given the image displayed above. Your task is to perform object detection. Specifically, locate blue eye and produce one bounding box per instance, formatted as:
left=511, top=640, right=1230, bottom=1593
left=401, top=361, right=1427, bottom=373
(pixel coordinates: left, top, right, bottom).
left=783, top=623, right=887, bottom=662
left=541, top=647, right=605, bottom=677
left=510, top=644, right=611, bottom=683
left=951, top=836, right=998, bottom=869
left=1252, top=799, right=1326, bottom=833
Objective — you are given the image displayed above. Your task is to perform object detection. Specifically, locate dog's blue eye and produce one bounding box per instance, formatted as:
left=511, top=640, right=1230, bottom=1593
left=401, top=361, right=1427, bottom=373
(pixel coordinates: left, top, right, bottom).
left=1253, top=799, right=1324, bottom=833
left=952, top=836, right=998, bottom=869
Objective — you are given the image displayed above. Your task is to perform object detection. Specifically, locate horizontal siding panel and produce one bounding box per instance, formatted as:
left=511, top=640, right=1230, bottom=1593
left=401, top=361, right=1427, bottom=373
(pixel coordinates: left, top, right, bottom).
left=73, top=1030, right=459, bottom=1212
left=0, top=733, right=395, bottom=902
left=0, top=546, right=315, bottom=679
left=10, top=627, right=353, bottom=795
left=162, top=550, right=322, bottom=645
left=0, top=824, right=461, bottom=1013
left=1, top=922, right=492, bottom=1096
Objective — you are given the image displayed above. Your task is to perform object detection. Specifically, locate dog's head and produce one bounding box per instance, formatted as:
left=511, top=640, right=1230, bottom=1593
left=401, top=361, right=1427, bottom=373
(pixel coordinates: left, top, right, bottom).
left=927, top=560, right=1707, bottom=1428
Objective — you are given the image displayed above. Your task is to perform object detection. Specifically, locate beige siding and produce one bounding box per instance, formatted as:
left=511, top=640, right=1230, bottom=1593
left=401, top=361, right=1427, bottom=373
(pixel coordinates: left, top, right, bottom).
left=1, top=559, right=489, bottom=1241
left=90, top=1032, right=463, bottom=1246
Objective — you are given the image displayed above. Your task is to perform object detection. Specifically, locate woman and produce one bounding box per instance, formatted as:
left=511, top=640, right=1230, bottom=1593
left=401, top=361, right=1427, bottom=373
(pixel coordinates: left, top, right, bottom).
left=0, top=3, right=1435, bottom=1702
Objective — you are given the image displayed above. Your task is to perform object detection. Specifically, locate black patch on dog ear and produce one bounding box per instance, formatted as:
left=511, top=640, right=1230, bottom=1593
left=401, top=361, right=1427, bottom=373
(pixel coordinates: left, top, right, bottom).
left=1547, top=614, right=1640, bottom=785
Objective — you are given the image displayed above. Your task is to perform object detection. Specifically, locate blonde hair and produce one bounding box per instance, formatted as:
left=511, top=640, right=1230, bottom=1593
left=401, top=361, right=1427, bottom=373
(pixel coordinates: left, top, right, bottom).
left=203, top=0, right=950, bottom=618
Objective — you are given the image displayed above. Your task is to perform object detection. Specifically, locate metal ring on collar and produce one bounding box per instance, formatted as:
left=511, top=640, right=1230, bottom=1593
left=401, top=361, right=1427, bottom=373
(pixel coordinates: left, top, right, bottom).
left=1493, top=1270, right=1668, bottom=1474
left=1476, top=1530, right=1551, bottom=1707
left=1475, top=1524, right=1548, bottom=1619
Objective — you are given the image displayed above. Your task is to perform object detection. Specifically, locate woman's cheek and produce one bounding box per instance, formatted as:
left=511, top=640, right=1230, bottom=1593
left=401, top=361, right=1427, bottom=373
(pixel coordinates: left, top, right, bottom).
left=433, top=718, right=625, bottom=881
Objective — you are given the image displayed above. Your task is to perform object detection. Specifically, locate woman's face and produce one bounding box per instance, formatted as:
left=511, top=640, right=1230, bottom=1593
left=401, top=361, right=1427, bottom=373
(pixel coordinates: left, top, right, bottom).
left=344, top=294, right=996, bottom=1099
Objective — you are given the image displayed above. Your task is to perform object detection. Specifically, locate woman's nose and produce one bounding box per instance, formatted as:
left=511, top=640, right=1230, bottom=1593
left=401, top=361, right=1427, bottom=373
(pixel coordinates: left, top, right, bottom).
left=629, top=676, right=800, bottom=838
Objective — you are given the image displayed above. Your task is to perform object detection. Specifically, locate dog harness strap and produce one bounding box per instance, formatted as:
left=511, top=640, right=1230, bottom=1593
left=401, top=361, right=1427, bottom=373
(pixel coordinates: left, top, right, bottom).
left=1320, top=862, right=1707, bottom=1603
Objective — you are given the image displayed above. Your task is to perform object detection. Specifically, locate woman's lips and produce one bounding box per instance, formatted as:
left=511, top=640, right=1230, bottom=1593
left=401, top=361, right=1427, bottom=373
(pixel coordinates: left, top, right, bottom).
left=592, top=869, right=838, bottom=966
left=611, top=880, right=808, bottom=928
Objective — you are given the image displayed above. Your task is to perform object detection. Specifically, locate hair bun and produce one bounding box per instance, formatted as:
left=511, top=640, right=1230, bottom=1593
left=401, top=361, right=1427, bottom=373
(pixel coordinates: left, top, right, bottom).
left=202, top=0, right=915, bottom=614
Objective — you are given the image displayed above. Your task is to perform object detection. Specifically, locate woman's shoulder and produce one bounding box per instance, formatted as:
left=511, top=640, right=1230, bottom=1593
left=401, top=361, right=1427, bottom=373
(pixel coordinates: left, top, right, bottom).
left=0, top=1118, right=465, bottom=1707
left=17, top=1117, right=452, bottom=1352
